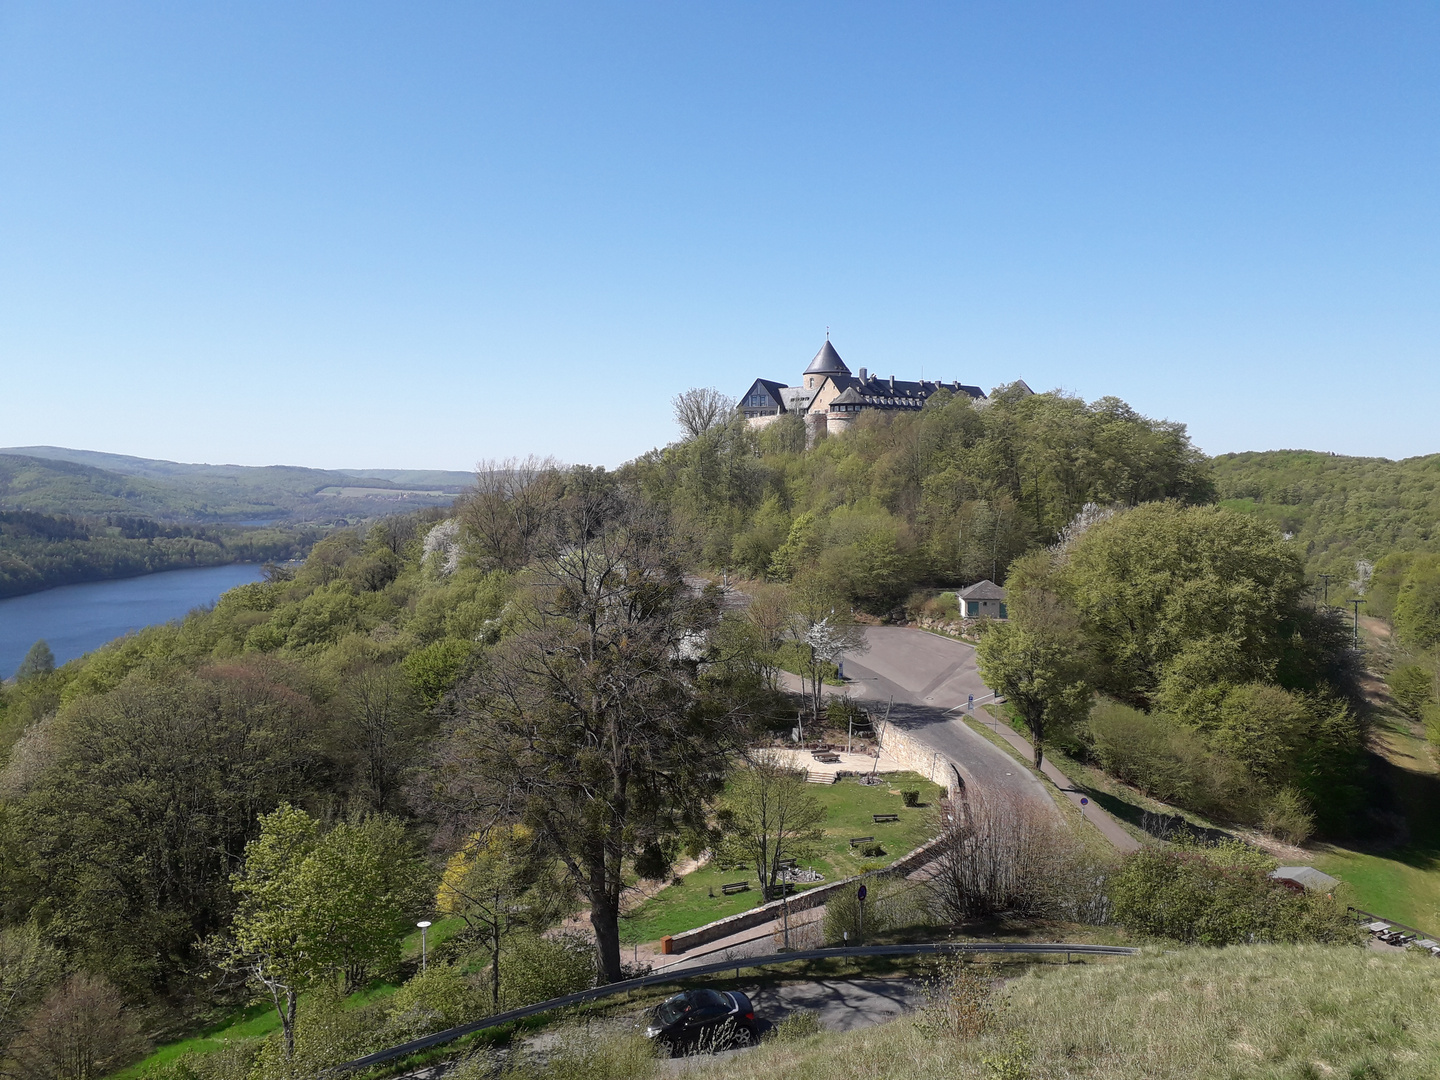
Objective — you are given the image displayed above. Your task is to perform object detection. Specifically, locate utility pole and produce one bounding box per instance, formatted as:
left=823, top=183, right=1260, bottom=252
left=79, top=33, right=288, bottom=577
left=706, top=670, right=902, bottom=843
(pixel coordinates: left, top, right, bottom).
left=1347, top=598, right=1362, bottom=650
left=1319, top=573, right=1332, bottom=606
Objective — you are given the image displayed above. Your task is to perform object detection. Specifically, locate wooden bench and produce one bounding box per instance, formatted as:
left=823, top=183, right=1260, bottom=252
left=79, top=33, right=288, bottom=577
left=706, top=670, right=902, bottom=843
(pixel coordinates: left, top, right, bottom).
left=872, top=813, right=900, bottom=823
left=721, top=882, right=750, bottom=895
left=849, top=836, right=876, bottom=847
left=811, top=752, right=841, bottom=764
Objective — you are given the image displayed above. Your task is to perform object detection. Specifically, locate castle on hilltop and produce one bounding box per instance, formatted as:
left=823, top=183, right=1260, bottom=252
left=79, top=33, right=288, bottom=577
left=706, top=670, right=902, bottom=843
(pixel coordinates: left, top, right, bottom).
left=738, top=339, right=1014, bottom=440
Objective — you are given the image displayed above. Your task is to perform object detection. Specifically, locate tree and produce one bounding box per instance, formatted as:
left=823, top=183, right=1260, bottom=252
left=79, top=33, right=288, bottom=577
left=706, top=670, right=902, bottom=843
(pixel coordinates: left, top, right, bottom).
left=1394, top=555, right=1440, bottom=648
left=459, top=456, right=563, bottom=572
left=336, top=664, right=427, bottom=813
left=228, top=804, right=428, bottom=1058
left=14, top=642, right=53, bottom=683
left=975, top=593, right=1090, bottom=769
left=671, top=387, right=736, bottom=441
left=17, top=665, right=323, bottom=995
left=1389, top=664, right=1435, bottom=720
left=7, top=972, right=142, bottom=1080
left=227, top=803, right=317, bottom=1059
left=785, top=576, right=867, bottom=728
left=435, top=825, right=572, bottom=1006
left=0, top=924, right=62, bottom=1053
left=716, top=754, right=825, bottom=895
left=429, top=485, right=735, bottom=983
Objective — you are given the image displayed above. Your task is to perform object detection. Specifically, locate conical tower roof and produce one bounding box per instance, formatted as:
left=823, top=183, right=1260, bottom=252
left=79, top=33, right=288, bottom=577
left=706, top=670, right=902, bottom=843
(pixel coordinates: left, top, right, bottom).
left=804, top=339, right=851, bottom=377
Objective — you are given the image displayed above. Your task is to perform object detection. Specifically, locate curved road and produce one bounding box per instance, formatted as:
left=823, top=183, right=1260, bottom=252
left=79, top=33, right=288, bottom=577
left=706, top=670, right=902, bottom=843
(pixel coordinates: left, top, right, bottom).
left=838, top=627, right=1052, bottom=809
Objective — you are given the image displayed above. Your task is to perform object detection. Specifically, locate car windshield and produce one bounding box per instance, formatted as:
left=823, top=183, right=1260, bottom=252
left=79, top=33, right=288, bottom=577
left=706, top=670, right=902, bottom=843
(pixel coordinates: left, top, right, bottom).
left=655, top=994, right=691, bottom=1026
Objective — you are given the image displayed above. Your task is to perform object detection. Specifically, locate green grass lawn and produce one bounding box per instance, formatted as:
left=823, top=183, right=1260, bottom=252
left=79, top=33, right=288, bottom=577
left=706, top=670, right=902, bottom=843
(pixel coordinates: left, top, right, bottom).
left=113, top=983, right=400, bottom=1077
left=1314, top=711, right=1440, bottom=934
left=619, top=772, right=943, bottom=944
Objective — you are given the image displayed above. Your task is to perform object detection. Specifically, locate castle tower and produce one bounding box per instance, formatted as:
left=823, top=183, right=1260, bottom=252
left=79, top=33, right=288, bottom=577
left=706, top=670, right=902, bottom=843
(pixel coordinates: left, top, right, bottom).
left=801, top=339, right=851, bottom=390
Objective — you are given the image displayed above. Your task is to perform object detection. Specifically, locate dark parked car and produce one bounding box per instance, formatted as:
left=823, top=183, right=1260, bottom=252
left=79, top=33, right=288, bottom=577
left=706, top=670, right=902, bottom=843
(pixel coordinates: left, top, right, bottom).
left=644, top=987, right=759, bottom=1053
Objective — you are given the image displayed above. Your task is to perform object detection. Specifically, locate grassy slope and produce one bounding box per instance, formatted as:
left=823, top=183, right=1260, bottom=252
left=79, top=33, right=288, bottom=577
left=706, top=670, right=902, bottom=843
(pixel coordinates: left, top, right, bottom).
left=619, top=773, right=943, bottom=944
left=1314, top=708, right=1440, bottom=933
left=683, top=945, right=1440, bottom=1080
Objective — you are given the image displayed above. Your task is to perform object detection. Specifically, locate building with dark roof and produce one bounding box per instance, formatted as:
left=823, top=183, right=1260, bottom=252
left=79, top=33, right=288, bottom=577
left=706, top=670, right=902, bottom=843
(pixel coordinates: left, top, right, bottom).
left=957, top=579, right=1007, bottom=619
left=738, top=339, right=1001, bottom=439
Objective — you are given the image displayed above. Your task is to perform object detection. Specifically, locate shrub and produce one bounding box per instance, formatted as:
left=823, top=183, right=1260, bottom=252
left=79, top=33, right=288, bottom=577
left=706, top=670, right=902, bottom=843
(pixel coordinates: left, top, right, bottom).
left=383, top=962, right=488, bottom=1039
left=860, top=842, right=886, bottom=858
left=923, top=788, right=1110, bottom=925
left=1389, top=664, right=1435, bottom=720
left=249, top=991, right=388, bottom=1079
left=824, top=877, right=921, bottom=943
left=1261, top=787, right=1316, bottom=845
left=488, top=1029, right=658, bottom=1079
left=766, top=1008, right=824, bottom=1043
left=1108, top=846, right=1358, bottom=946
left=918, top=957, right=996, bottom=1040
left=902, top=789, right=920, bottom=807
left=825, top=696, right=870, bottom=732
left=497, top=931, right=595, bottom=1009
left=1087, top=699, right=1264, bottom=823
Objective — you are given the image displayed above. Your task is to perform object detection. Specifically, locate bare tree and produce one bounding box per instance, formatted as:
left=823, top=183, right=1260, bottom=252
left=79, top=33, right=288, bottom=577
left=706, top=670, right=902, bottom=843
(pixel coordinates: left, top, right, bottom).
left=460, top=456, right=564, bottom=572
left=716, top=752, right=825, bottom=894
left=427, top=485, right=737, bottom=983
left=8, top=973, right=143, bottom=1080
left=672, top=387, right=736, bottom=441
left=923, top=788, right=1106, bottom=925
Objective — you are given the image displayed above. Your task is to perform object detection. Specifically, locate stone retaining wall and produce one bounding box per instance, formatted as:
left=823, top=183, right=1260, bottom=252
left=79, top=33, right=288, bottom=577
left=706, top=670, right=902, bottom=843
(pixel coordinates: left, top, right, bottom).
left=663, top=833, right=948, bottom=954
left=875, top=721, right=965, bottom=793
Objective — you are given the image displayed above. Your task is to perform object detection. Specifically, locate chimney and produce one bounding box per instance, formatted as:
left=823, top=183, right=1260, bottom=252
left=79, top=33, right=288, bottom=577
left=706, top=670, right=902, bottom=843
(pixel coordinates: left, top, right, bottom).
left=889, top=375, right=895, bottom=390
left=858, top=367, right=867, bottom=382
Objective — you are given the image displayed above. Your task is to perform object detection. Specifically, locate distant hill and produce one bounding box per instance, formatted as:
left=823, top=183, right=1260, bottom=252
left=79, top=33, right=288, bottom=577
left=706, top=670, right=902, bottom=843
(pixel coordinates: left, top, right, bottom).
left=0, top=447, right=473, bottom=524
left=1211, top=449, right=1440, bottom=591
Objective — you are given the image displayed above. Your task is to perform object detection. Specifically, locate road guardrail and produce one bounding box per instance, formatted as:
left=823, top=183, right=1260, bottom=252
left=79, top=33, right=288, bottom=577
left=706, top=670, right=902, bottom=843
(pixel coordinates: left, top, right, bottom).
left=331, top=940, right=1139, bottom=1073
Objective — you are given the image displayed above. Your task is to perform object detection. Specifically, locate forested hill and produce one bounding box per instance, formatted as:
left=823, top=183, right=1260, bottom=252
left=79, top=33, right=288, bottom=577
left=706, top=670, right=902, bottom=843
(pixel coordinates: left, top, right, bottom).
left=0, top=510, right=313, bottom=599
left=1211, top=450, right=1440, bottom=590
left=0, top=449, right=471, bottom=524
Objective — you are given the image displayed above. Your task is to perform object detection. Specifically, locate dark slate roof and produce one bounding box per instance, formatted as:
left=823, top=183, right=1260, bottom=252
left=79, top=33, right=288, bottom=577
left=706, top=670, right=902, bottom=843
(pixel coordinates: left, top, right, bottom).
left=958, top=579, right=1006, bottom=600
left=804, top=340, right=852, bottom=376
left=740, top=378, right=788, bottom=406
left=826, top=375, right=986, bottom=410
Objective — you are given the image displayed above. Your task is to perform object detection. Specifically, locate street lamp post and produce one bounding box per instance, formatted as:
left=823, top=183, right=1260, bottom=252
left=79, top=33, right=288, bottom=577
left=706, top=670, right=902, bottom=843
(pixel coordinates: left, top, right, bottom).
left=417, top=921, right=432, bottom=972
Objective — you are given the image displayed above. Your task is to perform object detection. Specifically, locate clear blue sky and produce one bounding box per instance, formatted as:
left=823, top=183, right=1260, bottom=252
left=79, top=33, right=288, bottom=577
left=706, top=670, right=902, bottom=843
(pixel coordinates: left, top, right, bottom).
left=3, top=3, right=1438, bottom=470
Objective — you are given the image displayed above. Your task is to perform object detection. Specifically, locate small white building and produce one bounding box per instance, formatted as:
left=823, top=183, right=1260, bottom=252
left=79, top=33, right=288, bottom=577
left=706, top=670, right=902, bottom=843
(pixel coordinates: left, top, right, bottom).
left=958, top=580, right=1007, bottom=619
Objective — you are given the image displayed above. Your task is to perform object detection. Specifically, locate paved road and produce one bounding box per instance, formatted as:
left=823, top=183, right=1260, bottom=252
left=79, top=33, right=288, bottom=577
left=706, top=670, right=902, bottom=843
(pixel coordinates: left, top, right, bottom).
left=839, top=626, right=1053, bottom=809
left=841, top=627, right=1139, bottom=851
left=665, top=977, right=927, bottom=1073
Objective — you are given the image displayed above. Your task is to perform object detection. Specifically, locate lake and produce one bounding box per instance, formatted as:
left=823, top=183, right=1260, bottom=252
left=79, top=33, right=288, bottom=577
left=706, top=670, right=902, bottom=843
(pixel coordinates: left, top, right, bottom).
left=0, top=564, right=266, bottom=678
